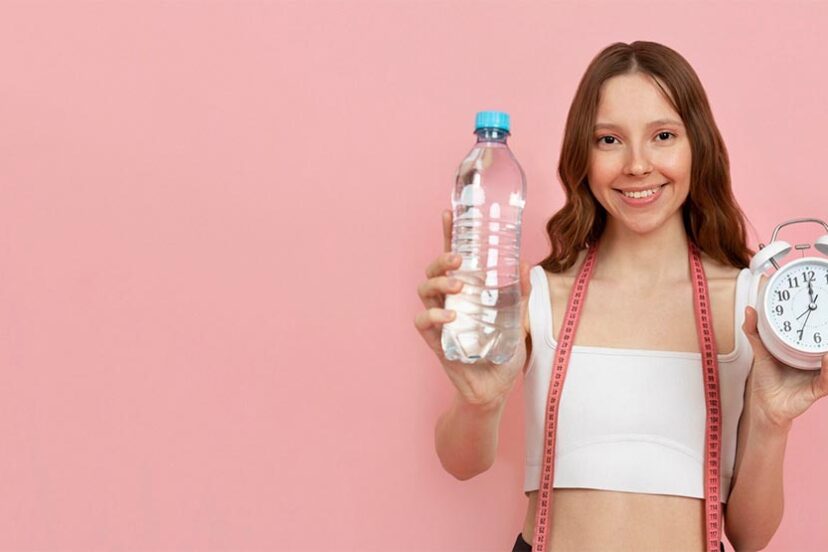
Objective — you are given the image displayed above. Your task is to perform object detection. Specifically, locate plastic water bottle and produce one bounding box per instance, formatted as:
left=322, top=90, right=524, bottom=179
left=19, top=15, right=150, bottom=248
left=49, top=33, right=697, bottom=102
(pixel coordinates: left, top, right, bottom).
left=442, top=111, right=527, bottom=365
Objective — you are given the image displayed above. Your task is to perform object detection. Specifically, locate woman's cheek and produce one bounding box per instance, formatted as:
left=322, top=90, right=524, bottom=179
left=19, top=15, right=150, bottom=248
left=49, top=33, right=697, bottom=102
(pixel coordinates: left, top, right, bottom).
left=588, top=154, right=623, bottom=186
left=660, top=142, right=692, bottom=173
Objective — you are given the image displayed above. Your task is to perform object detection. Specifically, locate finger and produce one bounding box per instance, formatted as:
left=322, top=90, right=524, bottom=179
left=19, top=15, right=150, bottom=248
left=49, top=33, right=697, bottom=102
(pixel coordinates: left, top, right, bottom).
left=417, top=275, right=465, bottom=310
left=413, top=307, right=456, bottom=355
left=425, top=251, right=461, bottom=279
left=443, top=209, right=453, bottom=253
left=742, top=306, right=774, bottom=363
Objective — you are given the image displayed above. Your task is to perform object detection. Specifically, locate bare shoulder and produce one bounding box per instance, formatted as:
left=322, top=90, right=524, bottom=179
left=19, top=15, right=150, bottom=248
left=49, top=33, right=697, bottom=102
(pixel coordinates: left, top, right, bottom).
left=699, top=251, right=770, bottom=297
left=525, top=251, right=587, bottom=358
left=699, top=251, right=742, bottom=282
left=543, top=249, right=589, bottom=287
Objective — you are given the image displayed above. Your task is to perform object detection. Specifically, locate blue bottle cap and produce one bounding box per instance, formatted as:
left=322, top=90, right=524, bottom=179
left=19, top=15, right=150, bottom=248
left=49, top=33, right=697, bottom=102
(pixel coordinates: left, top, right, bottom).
left=475, top=111, right=510, bottom=133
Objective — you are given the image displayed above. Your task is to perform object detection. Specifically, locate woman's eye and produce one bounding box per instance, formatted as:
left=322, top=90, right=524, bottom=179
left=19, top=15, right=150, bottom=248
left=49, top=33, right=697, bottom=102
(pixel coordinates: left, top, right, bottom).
left=596, top=133, right=674, bottom=145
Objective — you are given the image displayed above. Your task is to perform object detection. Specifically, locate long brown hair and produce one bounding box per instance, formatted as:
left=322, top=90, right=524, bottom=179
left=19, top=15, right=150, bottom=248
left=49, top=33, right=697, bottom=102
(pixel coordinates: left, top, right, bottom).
left=540, top=41, right=755, bottom=273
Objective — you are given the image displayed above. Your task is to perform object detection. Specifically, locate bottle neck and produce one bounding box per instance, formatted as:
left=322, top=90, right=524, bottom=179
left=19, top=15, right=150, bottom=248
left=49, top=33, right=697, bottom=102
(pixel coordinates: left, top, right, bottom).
left=475, top=128, right=509, bottom=143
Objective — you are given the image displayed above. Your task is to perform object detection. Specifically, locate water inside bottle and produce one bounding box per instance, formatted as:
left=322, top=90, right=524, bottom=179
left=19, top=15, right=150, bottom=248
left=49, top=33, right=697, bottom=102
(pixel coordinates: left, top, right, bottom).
left=441, top=135, right=525, bottom=365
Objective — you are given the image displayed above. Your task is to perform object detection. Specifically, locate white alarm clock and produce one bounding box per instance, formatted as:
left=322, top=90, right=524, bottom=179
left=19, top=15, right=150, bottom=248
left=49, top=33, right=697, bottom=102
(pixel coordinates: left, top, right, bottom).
left=749, top=217, right=828, bottom=370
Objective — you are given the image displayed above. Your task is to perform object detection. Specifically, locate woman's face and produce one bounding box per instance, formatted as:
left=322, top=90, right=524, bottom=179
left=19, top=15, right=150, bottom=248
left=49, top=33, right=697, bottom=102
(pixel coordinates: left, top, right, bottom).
left=587, top=72, right=692, bottom=235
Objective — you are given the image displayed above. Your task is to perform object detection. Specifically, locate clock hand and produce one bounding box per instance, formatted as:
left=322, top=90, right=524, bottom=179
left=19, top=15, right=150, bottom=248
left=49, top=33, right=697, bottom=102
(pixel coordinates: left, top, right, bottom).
left=800, top=308, right=813, bottom=337
left=796, top=293, right=821, bottom=320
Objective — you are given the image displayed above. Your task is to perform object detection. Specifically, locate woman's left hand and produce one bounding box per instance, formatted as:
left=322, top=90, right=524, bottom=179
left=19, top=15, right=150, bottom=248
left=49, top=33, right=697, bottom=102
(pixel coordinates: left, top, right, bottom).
left=742, top=305, right=828, bottom=431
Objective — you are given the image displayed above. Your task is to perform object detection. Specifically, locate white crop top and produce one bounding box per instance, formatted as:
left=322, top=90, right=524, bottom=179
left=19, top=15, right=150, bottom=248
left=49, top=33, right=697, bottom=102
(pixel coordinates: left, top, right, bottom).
left=523, top=265, right=761, bottom=502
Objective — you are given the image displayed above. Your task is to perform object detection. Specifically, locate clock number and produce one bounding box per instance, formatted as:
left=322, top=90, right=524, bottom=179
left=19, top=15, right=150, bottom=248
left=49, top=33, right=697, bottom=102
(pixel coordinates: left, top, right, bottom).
left=783, top=321, right=792, bottom=332
left=774, top=305, right=784, bottom=316
left=797, top=329, right=804, bottom=340
left=776, top=290, right=791, bottom=302
left=801, top=270, right=815, bottom=282
left=817, top=333, right=823, bottom=344
left=787, top=276, right=799, bottom=288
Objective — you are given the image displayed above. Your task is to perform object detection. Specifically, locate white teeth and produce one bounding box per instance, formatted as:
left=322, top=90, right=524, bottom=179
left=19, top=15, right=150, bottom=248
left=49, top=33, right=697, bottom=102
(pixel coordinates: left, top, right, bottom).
left=622, top=186, right=660, bottom=199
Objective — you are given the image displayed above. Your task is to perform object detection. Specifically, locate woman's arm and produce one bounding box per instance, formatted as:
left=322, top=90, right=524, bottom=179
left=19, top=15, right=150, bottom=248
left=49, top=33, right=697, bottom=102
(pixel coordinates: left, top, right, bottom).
left=434, top=320, right=532, bottom=480
left=726, top=274, right=828, bottom=550
left=724, top=363, right=789, bottom=552
left=434, top=390, right=508, bottom=480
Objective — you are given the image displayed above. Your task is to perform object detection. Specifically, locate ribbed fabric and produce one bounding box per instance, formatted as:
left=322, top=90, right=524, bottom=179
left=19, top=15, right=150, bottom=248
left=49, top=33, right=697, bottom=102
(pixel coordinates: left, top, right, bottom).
left=523, top=265, right=760, bottom=502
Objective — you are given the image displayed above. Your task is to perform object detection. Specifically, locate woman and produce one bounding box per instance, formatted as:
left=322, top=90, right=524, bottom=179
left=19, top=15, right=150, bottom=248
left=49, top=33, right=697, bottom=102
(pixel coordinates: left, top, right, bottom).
left=415, top=41, right=828, bottom=551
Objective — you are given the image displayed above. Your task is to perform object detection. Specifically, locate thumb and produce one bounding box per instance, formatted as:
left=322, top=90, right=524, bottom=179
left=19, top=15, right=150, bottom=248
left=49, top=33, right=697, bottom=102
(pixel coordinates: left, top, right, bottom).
left=742, top=305, right=773, bottom=363
left=742, top=305, right=759, bottom=337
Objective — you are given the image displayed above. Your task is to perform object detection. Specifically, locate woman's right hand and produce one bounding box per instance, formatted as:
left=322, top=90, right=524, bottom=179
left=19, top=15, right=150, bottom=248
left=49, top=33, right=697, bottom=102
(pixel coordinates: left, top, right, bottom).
left=414, top=209, right=533, bottom=409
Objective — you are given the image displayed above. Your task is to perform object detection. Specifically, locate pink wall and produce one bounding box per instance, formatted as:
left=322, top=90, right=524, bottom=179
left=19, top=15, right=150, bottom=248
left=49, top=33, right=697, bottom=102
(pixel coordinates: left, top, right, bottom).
left=1, top=1, right=826, bottom=550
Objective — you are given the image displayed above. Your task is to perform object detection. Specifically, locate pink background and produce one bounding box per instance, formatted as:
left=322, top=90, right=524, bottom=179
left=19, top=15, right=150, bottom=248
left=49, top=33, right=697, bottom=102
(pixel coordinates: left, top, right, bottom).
left=1, top=1, right=827, bottom=550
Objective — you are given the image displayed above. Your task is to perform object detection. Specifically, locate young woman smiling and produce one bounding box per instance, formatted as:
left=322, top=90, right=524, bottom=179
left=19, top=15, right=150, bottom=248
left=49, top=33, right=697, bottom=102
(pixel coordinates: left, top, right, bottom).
left=416, top=41, right=828, bottom=551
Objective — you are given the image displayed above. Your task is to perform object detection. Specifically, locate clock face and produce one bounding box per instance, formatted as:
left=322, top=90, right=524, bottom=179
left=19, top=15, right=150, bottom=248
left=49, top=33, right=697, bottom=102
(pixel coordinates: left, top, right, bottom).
left=765, top=259, right=828, bottom=352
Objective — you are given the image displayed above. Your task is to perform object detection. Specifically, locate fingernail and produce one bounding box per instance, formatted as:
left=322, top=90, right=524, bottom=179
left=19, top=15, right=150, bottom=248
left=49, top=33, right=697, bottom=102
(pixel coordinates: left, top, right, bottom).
left=442, top=309, right=455, bottom=320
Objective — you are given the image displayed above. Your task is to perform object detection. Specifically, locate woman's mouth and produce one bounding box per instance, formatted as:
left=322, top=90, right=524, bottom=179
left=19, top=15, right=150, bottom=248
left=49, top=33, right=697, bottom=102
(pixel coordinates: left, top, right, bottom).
left=613, top=183, right=668, bottom=207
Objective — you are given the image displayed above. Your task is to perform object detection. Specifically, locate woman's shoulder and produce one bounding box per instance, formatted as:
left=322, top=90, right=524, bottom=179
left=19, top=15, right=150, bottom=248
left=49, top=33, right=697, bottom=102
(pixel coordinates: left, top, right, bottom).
left=536, top=249, right=589, bottom=278
left=699, top=251, right=744, bottom=281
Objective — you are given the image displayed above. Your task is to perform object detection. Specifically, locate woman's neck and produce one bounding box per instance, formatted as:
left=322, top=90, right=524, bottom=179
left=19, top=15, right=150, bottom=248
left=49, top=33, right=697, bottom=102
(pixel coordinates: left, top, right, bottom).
left=594, top=212, right=691, bottom=287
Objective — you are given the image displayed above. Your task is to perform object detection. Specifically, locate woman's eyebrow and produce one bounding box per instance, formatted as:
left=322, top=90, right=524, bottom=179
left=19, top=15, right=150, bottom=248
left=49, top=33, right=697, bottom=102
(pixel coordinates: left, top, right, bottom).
left=593, top=118, right=684, bottom=131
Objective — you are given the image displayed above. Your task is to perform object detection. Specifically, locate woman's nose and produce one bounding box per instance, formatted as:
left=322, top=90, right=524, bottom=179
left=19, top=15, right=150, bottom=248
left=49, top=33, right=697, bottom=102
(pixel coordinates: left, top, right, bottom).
left=624, top=145, right=653, bottom=176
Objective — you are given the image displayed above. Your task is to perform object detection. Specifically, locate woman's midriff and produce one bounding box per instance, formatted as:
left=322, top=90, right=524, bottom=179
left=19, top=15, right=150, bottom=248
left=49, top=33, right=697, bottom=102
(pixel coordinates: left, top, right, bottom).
left=522, top=488, right=725, bottom=551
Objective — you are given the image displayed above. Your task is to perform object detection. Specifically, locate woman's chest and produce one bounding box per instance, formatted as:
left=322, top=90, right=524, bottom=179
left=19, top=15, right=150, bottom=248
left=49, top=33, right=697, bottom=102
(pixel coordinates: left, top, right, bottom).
left=545, top=274, right=739, bottom=355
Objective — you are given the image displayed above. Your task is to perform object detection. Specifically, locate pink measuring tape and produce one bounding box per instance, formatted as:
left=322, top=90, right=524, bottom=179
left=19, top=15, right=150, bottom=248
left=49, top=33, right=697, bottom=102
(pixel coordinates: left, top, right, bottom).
left=531, top=239, right=723, bottom=552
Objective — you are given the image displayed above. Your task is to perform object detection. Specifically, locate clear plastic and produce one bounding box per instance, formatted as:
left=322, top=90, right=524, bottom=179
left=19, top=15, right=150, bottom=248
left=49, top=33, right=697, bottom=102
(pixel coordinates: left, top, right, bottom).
left=441, top=127, right=527, bottom=364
